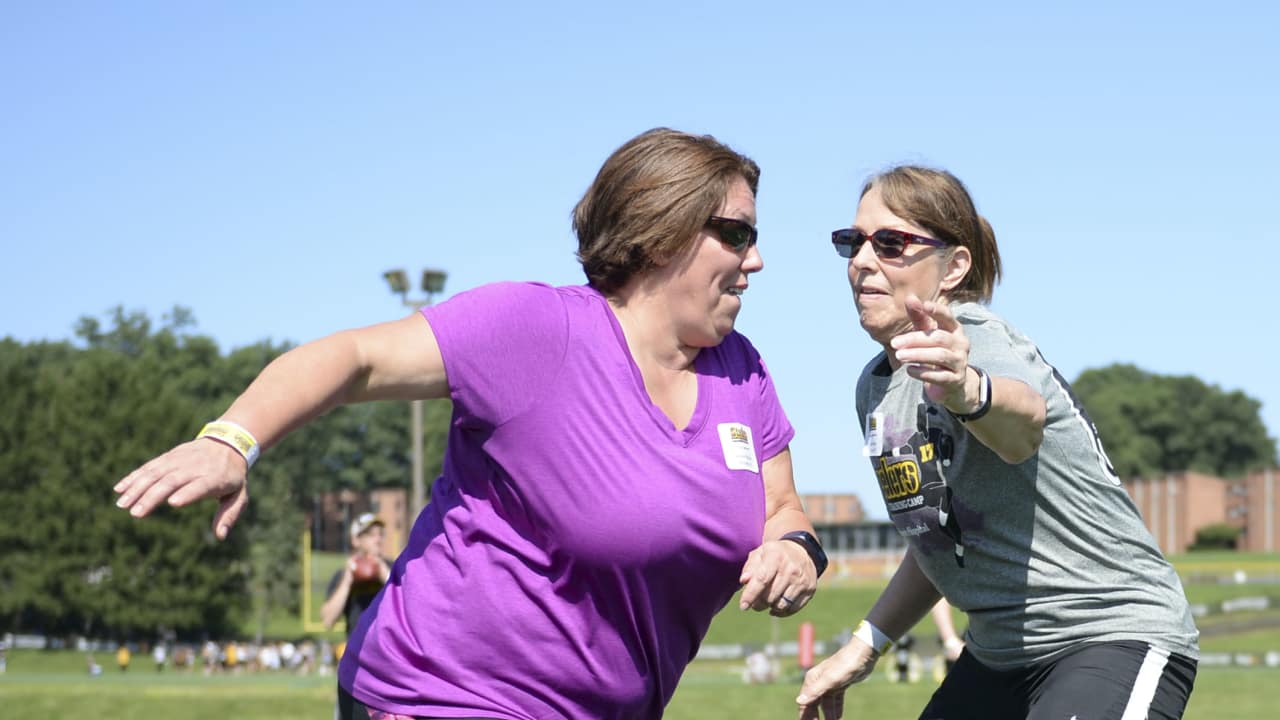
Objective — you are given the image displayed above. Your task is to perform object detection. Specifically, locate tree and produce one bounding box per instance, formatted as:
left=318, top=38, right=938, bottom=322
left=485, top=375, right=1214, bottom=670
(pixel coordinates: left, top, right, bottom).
left=1073, top=363, right=1277, bottom=479
left=0, top=306, right=452, bottom=642
left=0, top=310, right=249, bottom=639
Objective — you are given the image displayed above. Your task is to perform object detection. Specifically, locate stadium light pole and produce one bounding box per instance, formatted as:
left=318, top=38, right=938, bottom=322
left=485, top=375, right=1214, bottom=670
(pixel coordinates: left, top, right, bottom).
left=382, top=268, right=448, bottom=516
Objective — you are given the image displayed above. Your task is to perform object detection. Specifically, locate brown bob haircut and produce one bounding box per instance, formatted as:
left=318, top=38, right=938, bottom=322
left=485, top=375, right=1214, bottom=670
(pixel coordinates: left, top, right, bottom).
left=862, top=165, right=1002, bottom=303
left=574, top=128, right=760, bottom=294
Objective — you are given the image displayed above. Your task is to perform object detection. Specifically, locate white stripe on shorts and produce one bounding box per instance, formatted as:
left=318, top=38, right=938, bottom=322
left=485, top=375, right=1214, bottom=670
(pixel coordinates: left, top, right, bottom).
left=1120, top=645, right=1171, bottom=720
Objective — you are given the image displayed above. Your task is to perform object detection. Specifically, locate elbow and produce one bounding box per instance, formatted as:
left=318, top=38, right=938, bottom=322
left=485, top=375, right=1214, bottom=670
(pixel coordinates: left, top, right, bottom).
left=997, top=400, right=1046, bottom=465
left=998, top=430, right=1042, bottom=465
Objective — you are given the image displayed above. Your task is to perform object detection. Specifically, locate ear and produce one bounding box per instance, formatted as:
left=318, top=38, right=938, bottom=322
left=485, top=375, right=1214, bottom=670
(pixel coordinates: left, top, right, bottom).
left=940, top=245, right=972, bottom=294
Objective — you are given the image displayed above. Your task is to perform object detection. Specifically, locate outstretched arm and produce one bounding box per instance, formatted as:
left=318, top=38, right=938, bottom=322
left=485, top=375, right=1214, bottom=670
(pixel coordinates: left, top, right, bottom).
left=114, top=312, right=447, bottom=539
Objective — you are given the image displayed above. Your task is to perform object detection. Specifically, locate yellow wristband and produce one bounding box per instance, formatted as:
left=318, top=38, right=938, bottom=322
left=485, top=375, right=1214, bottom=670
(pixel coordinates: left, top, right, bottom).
left=854, top=620, right=894, bottom=655
left=196, top=421, right=260, bottom=469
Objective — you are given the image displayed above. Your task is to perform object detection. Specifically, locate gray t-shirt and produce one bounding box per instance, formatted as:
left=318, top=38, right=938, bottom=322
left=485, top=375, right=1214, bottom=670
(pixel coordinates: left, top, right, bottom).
left=856, top=302, right=1199, bottom=669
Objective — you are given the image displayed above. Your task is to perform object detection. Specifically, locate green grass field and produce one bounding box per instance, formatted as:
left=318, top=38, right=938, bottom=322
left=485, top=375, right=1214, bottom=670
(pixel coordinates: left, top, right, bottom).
left=1, top=653, right=1273, bottom=719
left=3, top=552, right=1278, bottom=718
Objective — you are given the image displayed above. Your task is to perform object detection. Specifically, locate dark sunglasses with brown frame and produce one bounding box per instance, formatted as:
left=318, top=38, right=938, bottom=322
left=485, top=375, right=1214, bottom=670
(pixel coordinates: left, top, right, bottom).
left=706, top=216, right=759, bottom=252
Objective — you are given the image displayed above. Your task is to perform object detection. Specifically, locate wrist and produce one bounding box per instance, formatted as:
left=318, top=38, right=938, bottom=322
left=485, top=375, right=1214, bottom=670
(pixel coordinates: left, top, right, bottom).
left=780, top=530, right=829, bottom=578
left=948, top=366, right=991, bottom=422
left=853, top=619, right=894, bottom=656
left=195, top=420, right=261, bottom=469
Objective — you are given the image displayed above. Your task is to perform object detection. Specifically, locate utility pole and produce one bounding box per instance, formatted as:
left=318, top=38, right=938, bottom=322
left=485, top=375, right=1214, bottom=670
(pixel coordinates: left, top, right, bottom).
left=381, top=268, right=447, bottom=515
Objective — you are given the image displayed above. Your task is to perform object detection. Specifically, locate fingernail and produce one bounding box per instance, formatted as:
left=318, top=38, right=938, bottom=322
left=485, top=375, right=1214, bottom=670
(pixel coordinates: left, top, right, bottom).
left=116, top=496, right=129, bottom=508
left=130, top=505, right=145, bottom=517
left=796, top=694, right=810, bottom=703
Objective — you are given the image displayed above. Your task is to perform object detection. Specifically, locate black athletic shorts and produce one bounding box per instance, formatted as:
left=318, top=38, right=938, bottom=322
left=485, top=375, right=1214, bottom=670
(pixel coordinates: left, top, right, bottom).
left=919, top=640, right=1197, bottom=720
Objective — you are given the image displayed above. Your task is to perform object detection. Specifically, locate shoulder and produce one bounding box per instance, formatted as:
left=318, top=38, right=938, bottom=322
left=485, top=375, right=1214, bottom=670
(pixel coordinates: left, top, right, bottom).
left=953, top=302, right=1012, bottom=335
left=953, top=302, right=1051, bottom=381
left=437, top=280, right=566, bottom=309
left=954, top=303, right=1038, bottom=352
left=855, top=352, right=891, bottom=391
left=707, top=330, right=768, bottom=380
left=425, top=281, right=577, bottom=339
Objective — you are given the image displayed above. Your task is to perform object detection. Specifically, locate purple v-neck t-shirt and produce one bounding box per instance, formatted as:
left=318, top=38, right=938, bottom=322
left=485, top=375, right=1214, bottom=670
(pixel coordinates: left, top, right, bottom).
left=339, top=282, right=793, bottom=719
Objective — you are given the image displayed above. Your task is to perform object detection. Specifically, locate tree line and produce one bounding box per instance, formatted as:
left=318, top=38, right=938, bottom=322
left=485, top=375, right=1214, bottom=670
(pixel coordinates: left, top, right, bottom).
left=0, top=307, right=449, bottom=641
left=0, top=309, right=1274, bottom=641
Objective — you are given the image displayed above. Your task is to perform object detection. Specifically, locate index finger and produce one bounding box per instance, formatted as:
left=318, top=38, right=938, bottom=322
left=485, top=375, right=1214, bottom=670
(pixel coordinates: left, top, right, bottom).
left=904, top=294, right=935, bottom=333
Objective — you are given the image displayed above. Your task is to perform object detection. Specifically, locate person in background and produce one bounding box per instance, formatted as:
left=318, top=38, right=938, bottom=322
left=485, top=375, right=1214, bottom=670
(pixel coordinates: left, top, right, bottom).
left=152, top=641, right=167, bottom=672
left=930, top=598, right=964, bottom=674
left=797, top=165, right=1198, bottom=720
left=321, top=513, right=391, bottom=633
left=113, top=127, right=825, bottom=720
left=115, top=643, right=130, bottom=673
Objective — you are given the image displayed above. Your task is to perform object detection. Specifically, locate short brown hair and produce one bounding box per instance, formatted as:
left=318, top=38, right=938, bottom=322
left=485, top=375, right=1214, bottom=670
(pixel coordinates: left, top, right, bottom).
left=862, top=166, right=1001, bottom=303
left=574, top=128, right=760, bottom=294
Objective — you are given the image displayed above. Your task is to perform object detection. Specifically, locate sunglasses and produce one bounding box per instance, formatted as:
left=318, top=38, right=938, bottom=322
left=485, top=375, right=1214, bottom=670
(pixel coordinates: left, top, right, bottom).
left=706, top=216, right=759, bottom=252
left=831, top=228, right=951, bottom=259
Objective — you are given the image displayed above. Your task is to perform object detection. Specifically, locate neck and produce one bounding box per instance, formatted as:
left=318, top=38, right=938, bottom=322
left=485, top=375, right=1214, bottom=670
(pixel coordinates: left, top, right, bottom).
left=606, top=282, right=699, bottom=375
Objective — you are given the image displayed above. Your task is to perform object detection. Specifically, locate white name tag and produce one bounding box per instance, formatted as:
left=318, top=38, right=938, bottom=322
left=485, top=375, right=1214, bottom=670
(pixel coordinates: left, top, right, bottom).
left=717, top=422, right=759, bottom=473
left=863, top=412, right=885, bottom=456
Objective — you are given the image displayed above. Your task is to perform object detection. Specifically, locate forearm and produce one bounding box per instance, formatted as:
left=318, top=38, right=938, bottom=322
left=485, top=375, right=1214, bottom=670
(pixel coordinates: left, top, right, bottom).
left=945, top=370, right=1046, bottom=464
left=864, top=551, right=942, bottom=642
left=760, top=448, right=814, bottom=539
left=763, top=506, right=814, bottom=541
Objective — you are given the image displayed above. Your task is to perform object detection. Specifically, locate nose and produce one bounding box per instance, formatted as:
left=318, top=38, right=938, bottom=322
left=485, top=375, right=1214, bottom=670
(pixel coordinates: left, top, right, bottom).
left=741, top=243, right=764, bottom=273
left=848, top=235, right=879, bottom=270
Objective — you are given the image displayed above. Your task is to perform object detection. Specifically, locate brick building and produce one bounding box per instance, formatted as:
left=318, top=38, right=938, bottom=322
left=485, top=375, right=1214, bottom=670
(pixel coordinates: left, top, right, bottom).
left=799, top=493, right=866, bottom=525
left=1123, top=467, right=1280, bottom=554
left=1236, top=467, right=1280, bottom=552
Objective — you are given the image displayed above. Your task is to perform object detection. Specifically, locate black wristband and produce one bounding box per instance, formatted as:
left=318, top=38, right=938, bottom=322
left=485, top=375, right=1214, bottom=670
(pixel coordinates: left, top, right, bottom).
left=780, top=530, right=828, bottom=578
left=949, top=366, right=992, bottom=423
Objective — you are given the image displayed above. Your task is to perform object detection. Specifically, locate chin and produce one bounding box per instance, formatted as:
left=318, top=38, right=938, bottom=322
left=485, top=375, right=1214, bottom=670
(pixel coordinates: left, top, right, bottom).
left=858, top=316, right=893, bottom=346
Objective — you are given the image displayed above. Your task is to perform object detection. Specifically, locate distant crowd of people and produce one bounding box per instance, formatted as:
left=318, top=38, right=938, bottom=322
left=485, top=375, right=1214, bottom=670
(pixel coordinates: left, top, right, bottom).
left=89, top=638, right=340, bottom=677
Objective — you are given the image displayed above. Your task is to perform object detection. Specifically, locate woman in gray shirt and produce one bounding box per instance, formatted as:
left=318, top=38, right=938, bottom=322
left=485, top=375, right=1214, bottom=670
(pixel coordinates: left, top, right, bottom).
left=797, top=166, right=1198, bottom=720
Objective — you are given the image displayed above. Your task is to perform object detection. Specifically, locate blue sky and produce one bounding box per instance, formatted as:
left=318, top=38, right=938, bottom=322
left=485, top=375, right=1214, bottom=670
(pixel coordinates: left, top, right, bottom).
left=3, top=2, right=1276, bottom=518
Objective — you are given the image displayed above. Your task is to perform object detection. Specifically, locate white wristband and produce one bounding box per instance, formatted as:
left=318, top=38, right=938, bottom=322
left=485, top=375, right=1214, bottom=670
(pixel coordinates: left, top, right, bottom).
left=854, top=619, right=894, bottom=655
left=196, top=420, right=261, bottom=469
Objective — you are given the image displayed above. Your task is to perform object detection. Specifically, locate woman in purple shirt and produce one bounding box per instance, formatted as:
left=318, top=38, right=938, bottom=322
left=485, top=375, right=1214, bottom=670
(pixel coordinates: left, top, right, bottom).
left=115, top=127, right=826, bottom=719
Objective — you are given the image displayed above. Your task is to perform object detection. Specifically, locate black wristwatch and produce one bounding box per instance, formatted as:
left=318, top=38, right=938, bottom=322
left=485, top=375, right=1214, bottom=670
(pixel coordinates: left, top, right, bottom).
left=780, top=530, right=829, bottom=578
left=950, top=365, right=992, bottom=423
